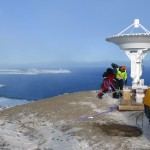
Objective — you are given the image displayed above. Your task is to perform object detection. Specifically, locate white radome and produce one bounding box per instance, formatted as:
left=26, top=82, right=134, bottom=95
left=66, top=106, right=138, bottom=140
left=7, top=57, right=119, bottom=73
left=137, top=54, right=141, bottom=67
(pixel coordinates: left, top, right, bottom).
left=106, top=19, right=150, bottom=86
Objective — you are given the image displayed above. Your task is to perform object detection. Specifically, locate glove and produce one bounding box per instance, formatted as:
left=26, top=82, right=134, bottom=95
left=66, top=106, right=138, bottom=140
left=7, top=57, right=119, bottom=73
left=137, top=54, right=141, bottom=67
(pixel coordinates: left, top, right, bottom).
left=124, top=80, right=127, bottom=85
left=111, top=63, right=119, bottom=69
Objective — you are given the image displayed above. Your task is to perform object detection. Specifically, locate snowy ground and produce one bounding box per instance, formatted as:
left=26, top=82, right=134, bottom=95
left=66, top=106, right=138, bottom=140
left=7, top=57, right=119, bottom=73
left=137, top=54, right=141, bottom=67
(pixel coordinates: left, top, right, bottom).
left=0, top=90, right=150, bottom=150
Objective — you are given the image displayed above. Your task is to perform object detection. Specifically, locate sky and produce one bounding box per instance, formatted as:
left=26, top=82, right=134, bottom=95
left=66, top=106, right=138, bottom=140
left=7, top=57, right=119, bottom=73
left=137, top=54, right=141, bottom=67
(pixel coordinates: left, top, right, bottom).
left=0, top=0, right=150, bottom=68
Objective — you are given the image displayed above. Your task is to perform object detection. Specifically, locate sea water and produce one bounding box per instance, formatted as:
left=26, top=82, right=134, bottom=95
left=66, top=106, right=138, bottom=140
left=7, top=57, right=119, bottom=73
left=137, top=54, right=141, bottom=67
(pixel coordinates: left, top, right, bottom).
left=0, top=66, right=149, bottom=107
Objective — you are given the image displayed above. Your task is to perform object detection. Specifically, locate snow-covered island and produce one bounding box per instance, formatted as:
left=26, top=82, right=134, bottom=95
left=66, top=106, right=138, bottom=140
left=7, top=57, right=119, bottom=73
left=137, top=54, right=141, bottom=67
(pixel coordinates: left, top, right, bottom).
left=0, top=68, right=71, bottom=75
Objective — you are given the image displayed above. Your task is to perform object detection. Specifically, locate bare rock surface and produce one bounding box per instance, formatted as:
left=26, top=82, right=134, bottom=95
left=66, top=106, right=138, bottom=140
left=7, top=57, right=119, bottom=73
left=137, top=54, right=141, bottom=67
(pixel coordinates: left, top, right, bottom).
left=0, top=90, right=150, bottom=150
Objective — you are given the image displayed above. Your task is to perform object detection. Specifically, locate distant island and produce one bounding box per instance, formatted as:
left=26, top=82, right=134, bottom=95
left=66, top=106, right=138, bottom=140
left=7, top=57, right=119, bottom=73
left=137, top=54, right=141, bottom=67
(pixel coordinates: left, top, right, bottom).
left=0, top=68, right=71, bottom=75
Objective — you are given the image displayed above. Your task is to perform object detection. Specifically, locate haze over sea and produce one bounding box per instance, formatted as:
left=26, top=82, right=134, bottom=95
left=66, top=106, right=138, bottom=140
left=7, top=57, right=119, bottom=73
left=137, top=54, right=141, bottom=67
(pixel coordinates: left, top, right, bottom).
left=0, top=64, right=150, bottom=108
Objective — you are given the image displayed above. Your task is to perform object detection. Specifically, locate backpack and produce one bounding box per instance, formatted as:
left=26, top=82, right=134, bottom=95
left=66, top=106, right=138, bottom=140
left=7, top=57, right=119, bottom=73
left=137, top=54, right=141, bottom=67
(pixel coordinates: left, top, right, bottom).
left=102, top=72, right=108, bottom=78
left=106, top=68, right=115, bottom=75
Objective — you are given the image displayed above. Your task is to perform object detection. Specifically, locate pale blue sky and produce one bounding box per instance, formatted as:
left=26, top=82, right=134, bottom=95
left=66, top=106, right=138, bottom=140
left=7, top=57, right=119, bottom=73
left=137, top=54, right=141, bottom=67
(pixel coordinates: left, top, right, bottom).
left=0, top=0, right=150, bottom=67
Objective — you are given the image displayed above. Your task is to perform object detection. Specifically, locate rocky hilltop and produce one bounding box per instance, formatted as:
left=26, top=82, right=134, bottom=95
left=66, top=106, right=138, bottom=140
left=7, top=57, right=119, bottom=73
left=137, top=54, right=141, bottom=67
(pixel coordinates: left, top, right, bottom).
left=0, top=90, right=150, bottom=150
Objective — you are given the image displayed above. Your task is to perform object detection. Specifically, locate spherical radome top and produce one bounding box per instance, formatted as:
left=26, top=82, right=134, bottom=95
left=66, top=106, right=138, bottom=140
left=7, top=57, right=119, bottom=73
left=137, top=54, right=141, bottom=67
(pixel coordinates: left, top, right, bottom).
left=106, top=33, right=150, bottom=51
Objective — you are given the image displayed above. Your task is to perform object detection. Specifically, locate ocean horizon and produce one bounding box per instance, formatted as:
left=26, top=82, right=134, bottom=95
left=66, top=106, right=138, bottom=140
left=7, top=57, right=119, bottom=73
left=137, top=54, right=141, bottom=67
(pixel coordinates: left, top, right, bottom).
left=0, top=65, right=150, bottom=108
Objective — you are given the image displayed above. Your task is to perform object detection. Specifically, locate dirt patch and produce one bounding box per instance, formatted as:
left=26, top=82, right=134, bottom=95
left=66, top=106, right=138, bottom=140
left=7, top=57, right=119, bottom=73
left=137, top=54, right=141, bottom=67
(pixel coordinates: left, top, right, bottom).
left=93, top=123, right=142, bottom=137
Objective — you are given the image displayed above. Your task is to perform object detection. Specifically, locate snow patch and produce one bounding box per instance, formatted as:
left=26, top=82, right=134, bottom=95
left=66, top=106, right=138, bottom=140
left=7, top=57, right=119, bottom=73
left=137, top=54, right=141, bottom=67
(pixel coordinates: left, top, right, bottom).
left=0, top=69, right=71, bottom=75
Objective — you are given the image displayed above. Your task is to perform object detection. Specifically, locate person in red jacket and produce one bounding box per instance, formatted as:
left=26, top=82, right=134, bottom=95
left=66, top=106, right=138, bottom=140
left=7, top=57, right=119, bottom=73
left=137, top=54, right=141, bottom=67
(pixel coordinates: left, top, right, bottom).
left=97, top=68, right=116, bottom=99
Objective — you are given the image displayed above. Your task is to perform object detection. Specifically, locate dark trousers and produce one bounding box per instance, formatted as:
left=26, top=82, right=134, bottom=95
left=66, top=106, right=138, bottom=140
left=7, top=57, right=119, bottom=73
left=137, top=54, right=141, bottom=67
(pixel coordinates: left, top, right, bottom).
left=115, top=79, right=124, bottom=90
left=115, top=78, right=124, bottom=96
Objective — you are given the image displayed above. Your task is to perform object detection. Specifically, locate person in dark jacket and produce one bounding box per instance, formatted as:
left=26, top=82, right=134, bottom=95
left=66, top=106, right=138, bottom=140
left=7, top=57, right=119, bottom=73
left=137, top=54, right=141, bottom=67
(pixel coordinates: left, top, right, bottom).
left=97, top=68, right=116, bottom=99
left=111, top=63, right=128, bottom=97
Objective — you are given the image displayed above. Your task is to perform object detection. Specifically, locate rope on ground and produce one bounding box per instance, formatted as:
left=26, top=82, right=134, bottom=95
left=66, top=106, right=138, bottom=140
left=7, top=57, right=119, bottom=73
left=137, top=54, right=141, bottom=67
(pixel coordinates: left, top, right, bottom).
left=79, top=105, right=119, bottom=121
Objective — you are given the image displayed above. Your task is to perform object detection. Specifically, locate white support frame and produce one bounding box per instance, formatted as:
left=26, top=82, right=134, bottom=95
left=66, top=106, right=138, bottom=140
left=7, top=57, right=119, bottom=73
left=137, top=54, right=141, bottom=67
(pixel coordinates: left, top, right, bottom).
left=118, top=19, right=150, bottom=35
left=125, top=49, right=148, bottom=85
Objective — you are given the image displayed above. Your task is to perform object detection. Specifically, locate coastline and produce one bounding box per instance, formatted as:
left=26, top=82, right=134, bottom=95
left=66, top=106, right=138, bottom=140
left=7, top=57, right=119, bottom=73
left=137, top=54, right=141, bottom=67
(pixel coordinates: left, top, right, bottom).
left=0, top=90, right=150, bottom=150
